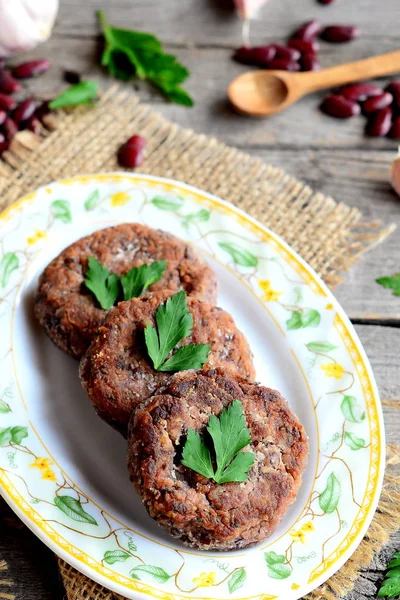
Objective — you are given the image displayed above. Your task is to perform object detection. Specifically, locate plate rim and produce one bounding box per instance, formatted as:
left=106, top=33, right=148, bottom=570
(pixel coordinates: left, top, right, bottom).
left=0, top=172, right=386, bottom=600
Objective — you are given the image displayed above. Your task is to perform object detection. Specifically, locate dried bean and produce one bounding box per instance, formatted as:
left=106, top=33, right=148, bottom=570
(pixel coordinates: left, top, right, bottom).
left=0, top=132, right=5, bottom=143
left=0, top=92, right=17, bottom=111
left=35, top=101, right=51, bottom=124
left=0, top=141, right=9, bottom=156
left=118, top=135, right=146, bottom=168
left=0, top=70, right=22, bottom=93
left=389, top=116, right=400, bottom=139
left=362, top=92, right=393, bottom=114
left=366, top=107, right=392, bottom=137
left=3, top=118, right=18, bottom=140
left=300, top=53, right=321, bottom=71
left=292, top=20, right=321, bottom=41
left=320, top=25, right=360, bottom=43
left=341, top=83, right=382, bottom=102
left=271, top=44, right=301, bottom=61
left=385, top=81, right=400, bottom=110
left=12, top=59, right=50, bottom=79
left=288, top=38, right=320, bottom=54
left=318, top=0, right=335, bottom=3
left=24, top=116, right=41, bottom=134
left=13, top=98, right=36, bottom=124
left=233, top=46, right=276, bottom=66
left=0, top=110, right=6, bottom=126
left=265, top=58, right=300, bottom=72
left=320, top=95, right=361, bottom=118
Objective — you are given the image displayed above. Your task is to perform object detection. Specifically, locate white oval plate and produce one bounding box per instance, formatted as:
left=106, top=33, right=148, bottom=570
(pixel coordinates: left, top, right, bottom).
left=0, top=174, right=384, bottom=600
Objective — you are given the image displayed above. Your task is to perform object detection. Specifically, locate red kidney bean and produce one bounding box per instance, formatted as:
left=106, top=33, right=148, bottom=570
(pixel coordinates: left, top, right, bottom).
left=318, top=0, right=335, bottom=3
left=12, top=59, right=50, bottom=79
left=292, top=20, right=321, bottom=41
left=0, top=132, right=5, bottom=143
left=320, top=25, right=360, bottom=43
left=0, top=110, right=6, bottom=126
left=13, top=98, right=37, bottom=124
left=0, top=140, right=9, bottom=156
left=340, top=83, right=382, bottom=102
left=288, top=38, right=320, bottom=54
left=271, top=44, right=301, bottom=61
left=0, top=70, right=22, bottom=93
left=300, top=53, right=321, bottom=71
left=233, top=46, right=276, bottom=66
left=388, top=116, right=400, bottom=139
left=118, top=135, right=146, bottom=168
left=3, top=118, right=18, bottom=140
left=0, top=59, right=4, bottom=69
left=366, top=107, right=392, bottom=137
left=0, top=92, right=17, bottom=111
left=320, top=95, right=361, bottom=118
left=34, top=101, right=51, bottom=123
left=385, top=81, right=400, bottom=110
left=24, top=115, right=42, bottom=134
left=265, top=58, right=300, bottom=72
left=362, top=92, right=393, bottom=114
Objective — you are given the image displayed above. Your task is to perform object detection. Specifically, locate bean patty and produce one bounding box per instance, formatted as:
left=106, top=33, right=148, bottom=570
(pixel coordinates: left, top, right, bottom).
left=128, top=367, right=308, bottom=550
left=79, top=294, right=255, bottom=436
left=35, top=223, right=218, bottom=359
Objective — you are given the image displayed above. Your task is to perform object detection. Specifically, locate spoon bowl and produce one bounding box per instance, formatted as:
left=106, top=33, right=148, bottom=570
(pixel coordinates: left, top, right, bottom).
left=228, top=50, right=400, bottom=118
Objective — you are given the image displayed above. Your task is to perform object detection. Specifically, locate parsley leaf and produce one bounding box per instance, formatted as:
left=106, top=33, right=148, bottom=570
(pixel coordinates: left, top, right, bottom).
left=84, top=257, right=119, bottom=310
left=376, top=273, right=400, bottom=297
left=121, top=260, right=167, bottom=301
left=182, top=400, right=255, bottom=484
left=98, top=11, right=194, bottom=107
left=144, top=290, right=210, bottom=371
left=49, top=81, right=99, bottom=110
left=378, top=552, right=400, bottom=597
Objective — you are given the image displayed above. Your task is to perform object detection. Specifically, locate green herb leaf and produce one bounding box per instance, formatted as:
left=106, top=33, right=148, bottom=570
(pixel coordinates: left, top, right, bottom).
left=0, top=399, right=11, bottom=413
left=218, top=242, right=258, bottom=267
left=10, top=426, right=28, bottom=445
left=84, top=189, right=101, bottom=211
left=344, top=431, right=366, bottom=451
left=319, top=472, right=341, bottom=514
left=306, top=341, right=337, bottom=353
left=182, top=400, right=255, bottom=484
left=158, top=343, right=210, bottom=372
left=130, top=565, right=171, bottom=583
left=0, top=252, right=19, bottom=288
left=49, top=81, right=99, bottom=110
left=151, top=195, right=184, bottom=211
left=51, top=200, right=72, bottom=223
left=228, top=568, right=247, bottom=594
left=0, top=427, right=12, bottom=446
left=121, top=261, right=166, bottom=300
left=54, top=495, right=98, bottom=525
left=378, top=553, right=400, bottom=597
left=376, top=273, right=400, bottom=297
left=84, top=256, right=120, bottom=310
left=144, top=291, right=208, bottom=372
left=340, top=396, right=366, bottom=423
left=98, top=11, right=193, bottom=106
left=103, top=550, right=131, bottom=565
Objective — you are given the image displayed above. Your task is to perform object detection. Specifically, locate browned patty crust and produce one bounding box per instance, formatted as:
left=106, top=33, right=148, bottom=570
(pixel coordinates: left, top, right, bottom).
left=79, top=293, right=255, bottom=436
left=128, top=368, right=308, bottom=550
left=34, top=224, right=218, bottom=359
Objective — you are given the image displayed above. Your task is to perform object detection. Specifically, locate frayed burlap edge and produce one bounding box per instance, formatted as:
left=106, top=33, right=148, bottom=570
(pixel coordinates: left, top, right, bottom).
left=0, top=86, right=396, bottom=288
left=57, top=443, right=400, bottom=600
left=0, top=560, right=14, bottom=600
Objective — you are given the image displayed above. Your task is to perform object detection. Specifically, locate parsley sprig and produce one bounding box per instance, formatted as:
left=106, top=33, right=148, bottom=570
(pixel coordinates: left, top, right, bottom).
left=144, top=290, right=210, bottom=371
left=378, top=552, right=400, bottom=597
left=376, top=273, right=400, bottom=297
left=84, top=257, right=166, bottom=309
left=182, top=400, right=255, bottom=484
left=98, top=11, right=193, bottom=106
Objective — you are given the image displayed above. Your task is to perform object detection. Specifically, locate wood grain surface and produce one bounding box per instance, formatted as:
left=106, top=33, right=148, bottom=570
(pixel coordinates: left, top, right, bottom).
left=1, top=0, right=399, bottom=598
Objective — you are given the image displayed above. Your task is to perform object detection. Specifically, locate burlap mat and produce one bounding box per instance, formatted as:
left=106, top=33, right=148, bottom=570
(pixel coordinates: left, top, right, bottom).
left=0, top=86, right=398, bottom=599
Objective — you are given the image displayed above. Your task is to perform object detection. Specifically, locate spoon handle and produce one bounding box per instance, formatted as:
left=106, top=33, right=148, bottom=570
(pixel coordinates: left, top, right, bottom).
left=302, top=50, right=400, bottom=93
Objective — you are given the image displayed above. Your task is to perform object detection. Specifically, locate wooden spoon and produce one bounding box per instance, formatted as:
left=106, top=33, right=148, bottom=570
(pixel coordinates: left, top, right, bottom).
left=228, top=50, right=400, bottom=117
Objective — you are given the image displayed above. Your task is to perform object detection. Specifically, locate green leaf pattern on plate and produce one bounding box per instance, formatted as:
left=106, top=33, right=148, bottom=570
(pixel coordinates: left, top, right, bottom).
left=218, top=242, right=258, bottom=267
left=319, top=473, right=341, bottom=514
left=0, top=252, right=19, bottom=288
left=54, top=495, right=98, bottom=525
left=51, top=200, right=72, bottom=223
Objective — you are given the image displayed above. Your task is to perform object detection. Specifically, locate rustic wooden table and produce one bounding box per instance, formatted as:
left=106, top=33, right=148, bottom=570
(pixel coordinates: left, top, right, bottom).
left=1, top=1, right=399, bottom=598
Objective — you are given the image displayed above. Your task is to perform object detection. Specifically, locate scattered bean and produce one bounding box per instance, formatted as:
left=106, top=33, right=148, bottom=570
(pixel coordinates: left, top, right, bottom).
left=13, top=98, right=36, bottom=124
left=0, top=70, right=22, bottom=93
left=320, top=95, right=361, bottom=118
left=318, top=0, right=335, bottom=3
left=0, top=110, right=6, bottom=126
left=291, top=20, right=321, bottom=42
left=341, top=83, right=382, bottom=101
left=320, top=25, right=360, bottom=43
left=300, top=53, right=321, bottom=71
left=288, top=38, right=320, bottom=54
left=3, top=117, right=18, bottom=140
left=0, top=92, right=17, bottom=111
left=233, top=46, right=276, bottom=66
left=271, top=44, right=301, bottom=62
left=12, top=59, right=50, bottom=79
left=366, top=107, right=393, bottom=137
left=0, top=141, right=9, bottom=155
left=265, top=58, right=300, bottom=72
left=118, top=135, right=146, bottom=168
left=24, top=116, right=42, bottom=134
left=385, top=81, right=400, bottom=110
left=363, top=92, right=393, bottom=115
left=0, top=132, right=5, bottom=143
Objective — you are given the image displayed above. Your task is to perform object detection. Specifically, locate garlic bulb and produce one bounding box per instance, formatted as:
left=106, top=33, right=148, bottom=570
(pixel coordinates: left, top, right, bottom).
left=391, top=149, right=400, bottom=197
left=0, top=0, right=59, bottom=57
left=234, top=0, right=269, bottom=20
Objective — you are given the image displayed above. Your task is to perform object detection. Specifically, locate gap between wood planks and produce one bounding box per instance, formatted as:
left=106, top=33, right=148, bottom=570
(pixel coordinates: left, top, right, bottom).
left=351, top=318, right=400, bottom=328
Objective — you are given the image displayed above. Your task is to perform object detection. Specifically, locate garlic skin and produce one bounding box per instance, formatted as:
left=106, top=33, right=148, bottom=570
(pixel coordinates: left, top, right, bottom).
left=0, top=0, right=59, bottom=57
left=391, top=151, right=400, bottom=197
left=234, top=0, right=269, bottom=20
